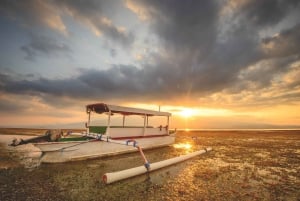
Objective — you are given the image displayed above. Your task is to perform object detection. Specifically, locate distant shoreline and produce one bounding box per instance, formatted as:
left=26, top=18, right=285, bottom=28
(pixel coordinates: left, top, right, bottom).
left=0, top=127, right=299, bottom=136
left=176, top=128, right=300, bottom=131
left=0, top=127, right=299, bottom=130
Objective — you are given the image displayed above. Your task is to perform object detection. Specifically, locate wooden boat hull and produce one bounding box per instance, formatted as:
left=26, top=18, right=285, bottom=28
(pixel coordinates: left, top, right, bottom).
left=34, top=135, right=175, bottom=163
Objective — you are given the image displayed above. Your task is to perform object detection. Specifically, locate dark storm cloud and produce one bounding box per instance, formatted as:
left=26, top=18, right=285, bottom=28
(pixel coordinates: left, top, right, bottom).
left=21, top=34, right=71, bottom=60
left=1, top=0, right=300, bottom=108
left=128, top=0, right=300, bottom=94
left=55, top=0, right=134, bottom=47
left=125, top=0, right=251, bottom=94
left=0, top=0, right=46, bottom=27
left=0, top=0, right=134, bottom=48
left=0, top=73, right=10, bottom=84
left=2, top=74, right=90, bottom=98
left=237, top=24, right=300, bottom=89
left=127, top=0, right=229, bottom=94
left=236, top=0, right=300, bottom=27
left=262, top=23, right=300, bottom=58
left=238, top=55, right=300, bottom=90
left=142, top=0, right=218, bottom=53
left=0, top=64, right=191, bottom=104
left=1, top=57, right=300, bottom=109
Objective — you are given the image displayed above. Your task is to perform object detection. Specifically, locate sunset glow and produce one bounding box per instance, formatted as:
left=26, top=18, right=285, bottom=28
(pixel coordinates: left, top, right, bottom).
left=0, top=1, right=299, bottom=129
left=179, top=108, right=196, bottom=118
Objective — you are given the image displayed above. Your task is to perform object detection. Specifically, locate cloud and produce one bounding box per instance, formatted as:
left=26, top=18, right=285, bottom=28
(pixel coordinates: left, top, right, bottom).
left=127, top=0, right=219, bottom=54
left=262, top=23, right=300, bottom=58
left=126, top=0, right=258, bottom=96
left=1, top=0, right=300, bottom=112
left=1, top=56, right=300, bottom=110
left=0, top=0, right=67, bottom=35
left=0, top=96, right=26, bottom=113
left=0, top=0, right=134, bottom=47
left=125, top=0, right=300, bottom=96
left=56, top=0, right=134, bottom=47
left=232, top=0, right=300, bottom=28
left=21, top=33, right=71, bottom=60
left=0, top=64, right=190, bottom=105
left=238, top=55, right=299, bottom=89
left=110, top=48, right=117, bottom=57
left=232, top=24, right=300, bottom=91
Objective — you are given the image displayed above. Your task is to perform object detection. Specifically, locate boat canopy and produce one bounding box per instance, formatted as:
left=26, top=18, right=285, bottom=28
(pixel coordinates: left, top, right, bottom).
left=86, top=103, right=171, bottom=117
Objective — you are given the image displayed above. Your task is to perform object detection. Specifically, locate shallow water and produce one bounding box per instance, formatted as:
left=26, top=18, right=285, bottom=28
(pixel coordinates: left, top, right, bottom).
left=1, top=129, right=300, bottom=200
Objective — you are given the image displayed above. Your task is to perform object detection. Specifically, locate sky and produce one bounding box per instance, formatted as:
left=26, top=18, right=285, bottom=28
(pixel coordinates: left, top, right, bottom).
left=0, top=0, right=300, bottom=129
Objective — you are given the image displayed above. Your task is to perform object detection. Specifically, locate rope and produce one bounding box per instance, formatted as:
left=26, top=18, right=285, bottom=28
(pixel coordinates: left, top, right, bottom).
left=49, top=139, right=98, bottom=152
left=9, top=133, right=152, bottom=170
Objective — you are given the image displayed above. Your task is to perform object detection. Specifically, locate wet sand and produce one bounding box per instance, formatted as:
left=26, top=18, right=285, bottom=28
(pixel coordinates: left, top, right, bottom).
left=0, top=129, right=299, bottom=201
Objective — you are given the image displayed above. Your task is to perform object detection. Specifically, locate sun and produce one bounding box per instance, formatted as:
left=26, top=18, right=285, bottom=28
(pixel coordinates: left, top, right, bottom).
left=180, top=108, right=196, bottom=118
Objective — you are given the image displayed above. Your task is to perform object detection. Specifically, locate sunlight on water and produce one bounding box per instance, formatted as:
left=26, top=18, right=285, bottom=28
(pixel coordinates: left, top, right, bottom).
left=173, top=143, right=192, bottom=149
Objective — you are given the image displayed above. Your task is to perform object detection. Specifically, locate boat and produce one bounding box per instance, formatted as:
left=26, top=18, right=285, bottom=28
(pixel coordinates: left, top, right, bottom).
left=9, top=103, right=213, bottom=183
left=20, top=103, right=176, bottom=163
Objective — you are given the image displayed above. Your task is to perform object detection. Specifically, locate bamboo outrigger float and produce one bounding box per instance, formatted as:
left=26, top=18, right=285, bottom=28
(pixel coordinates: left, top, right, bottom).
left=103, top=147, right=212, bottom=184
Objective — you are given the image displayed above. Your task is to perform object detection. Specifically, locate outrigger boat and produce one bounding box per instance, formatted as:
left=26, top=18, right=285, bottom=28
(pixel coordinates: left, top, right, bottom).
left=10, top=103, right=212, bottom=183
left=12, top=103, right=176, bottom=163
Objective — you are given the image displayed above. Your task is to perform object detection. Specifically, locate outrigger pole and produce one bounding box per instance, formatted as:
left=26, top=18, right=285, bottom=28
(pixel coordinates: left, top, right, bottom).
left=103, top=147, right=212, bottom=184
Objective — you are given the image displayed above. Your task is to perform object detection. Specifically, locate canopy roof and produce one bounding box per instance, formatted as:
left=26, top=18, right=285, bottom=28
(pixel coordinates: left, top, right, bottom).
left=86, top=103, right=171, bottom=116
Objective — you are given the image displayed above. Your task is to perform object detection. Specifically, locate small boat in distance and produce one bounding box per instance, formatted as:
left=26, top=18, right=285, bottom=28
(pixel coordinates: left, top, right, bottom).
left=13, top=103, right=176, bottom=163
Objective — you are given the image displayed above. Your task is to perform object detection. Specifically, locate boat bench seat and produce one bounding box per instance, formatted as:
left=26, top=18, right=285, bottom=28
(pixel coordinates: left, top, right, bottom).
left=89, top=126, right=154, bottom=134
left=89, top=126, right=107, bottom=134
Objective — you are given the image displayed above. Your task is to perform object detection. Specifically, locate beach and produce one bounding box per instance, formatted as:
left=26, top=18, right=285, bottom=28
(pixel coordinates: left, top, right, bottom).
left=0, top=129, right=299, bottom=201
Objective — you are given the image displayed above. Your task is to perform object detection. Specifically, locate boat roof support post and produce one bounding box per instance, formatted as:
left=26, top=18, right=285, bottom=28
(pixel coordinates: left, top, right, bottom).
left=122, top=115, right=125, bottom=128
left=106, top=111, right=111, bottom=136
left=167, top=116, right=170, bottom=135
left=146, top=116, right=149, bottom=127
left=87, top=111, right=91, bottom=134
left=143, top=114, right=146, bottom=136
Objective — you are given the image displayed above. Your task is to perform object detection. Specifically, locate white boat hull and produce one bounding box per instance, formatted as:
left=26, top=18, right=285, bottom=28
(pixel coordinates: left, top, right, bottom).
left=34, top=135, right=175, bottom=163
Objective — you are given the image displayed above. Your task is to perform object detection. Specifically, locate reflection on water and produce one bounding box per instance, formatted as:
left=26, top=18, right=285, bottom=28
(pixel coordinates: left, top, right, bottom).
left=173, top=143, right=192, bottom=149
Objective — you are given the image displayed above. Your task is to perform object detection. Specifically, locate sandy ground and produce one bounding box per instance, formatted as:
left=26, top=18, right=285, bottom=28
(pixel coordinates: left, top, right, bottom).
left=0, top=129, right=299, bottom=201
